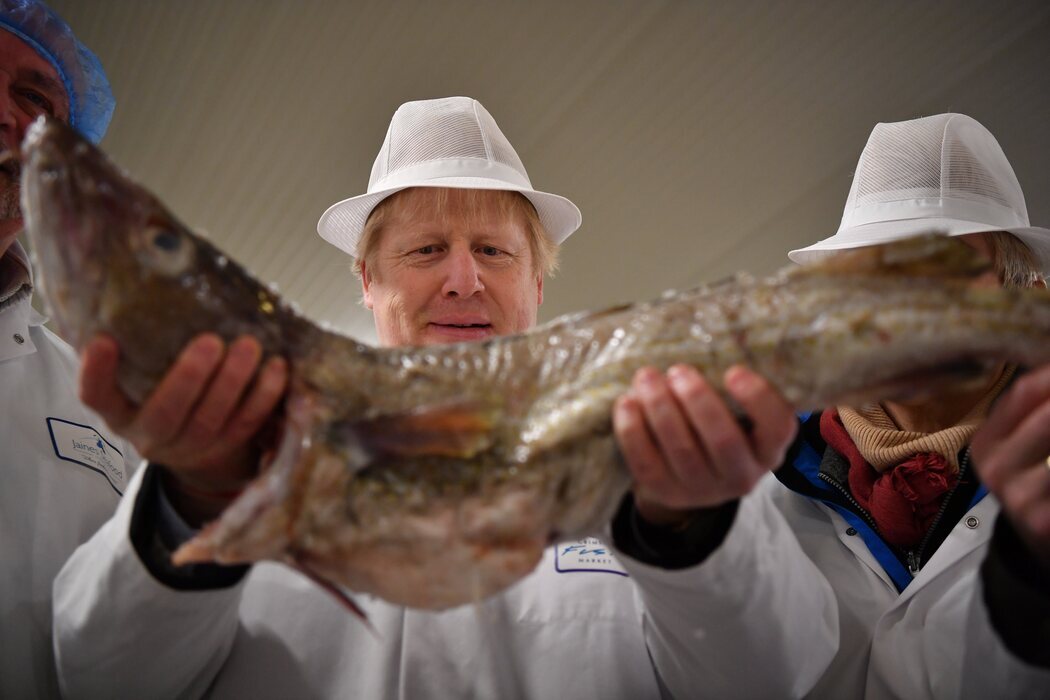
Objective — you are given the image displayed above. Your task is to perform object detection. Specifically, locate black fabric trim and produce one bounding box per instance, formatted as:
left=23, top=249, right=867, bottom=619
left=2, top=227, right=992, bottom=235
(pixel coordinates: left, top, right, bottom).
left=980, top=513, right=1050, bottom=668
left=772, top=459, right=826, bottom=499
left=910, top=447, right=982, bottom=568
left=129, top=463, right=250, bottom=590
left=611, top=493, right=739, bottom=570
left=774, top=413, right=830, bottom=501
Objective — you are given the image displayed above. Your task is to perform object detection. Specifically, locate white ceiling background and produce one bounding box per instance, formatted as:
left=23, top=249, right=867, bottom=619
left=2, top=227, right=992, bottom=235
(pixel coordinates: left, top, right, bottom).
left=41, top=0, right=1050, bottom=343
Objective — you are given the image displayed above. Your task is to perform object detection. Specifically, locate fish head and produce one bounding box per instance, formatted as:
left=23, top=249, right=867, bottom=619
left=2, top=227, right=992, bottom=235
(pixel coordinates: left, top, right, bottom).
left=20, top=116, right=285, bottom=402
left=21, top=117, right=185, bottom=341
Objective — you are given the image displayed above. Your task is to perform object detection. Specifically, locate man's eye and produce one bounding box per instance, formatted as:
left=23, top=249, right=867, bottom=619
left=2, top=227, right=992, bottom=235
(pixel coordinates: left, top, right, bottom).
left=19, top=90, right=54, bottom=114
left=417, top=245, right=437, bottom=255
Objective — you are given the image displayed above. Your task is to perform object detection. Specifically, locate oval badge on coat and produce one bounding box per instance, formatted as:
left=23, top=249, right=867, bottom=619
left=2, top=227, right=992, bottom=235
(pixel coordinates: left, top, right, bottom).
left=47, top=417, right=126, bottom=495
left=555, top=537, right=629, bottom=576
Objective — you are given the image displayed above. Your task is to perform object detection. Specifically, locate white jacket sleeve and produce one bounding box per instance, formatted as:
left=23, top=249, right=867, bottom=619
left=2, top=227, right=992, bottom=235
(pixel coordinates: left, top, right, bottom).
left=613, top=481, right=839, bottom=699
left=53, top=465, right=248, bottom=700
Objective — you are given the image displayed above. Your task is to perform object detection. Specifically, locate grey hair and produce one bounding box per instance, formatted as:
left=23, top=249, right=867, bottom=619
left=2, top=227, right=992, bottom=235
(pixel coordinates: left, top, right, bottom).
left=986, top=231, right=1043, bottom=288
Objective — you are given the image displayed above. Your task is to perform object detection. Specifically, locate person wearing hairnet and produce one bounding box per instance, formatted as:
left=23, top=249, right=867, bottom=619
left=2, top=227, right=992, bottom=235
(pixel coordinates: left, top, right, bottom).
left=625, top=113, right=1050, bottom=698
left=53, top=96, right=837, bottom=698
left=0, top=0, right=140, bottom=696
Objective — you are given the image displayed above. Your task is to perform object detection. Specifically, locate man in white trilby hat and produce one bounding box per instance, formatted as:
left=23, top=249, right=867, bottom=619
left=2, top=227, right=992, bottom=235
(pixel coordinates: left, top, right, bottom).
left=54, top=96, right=837, bottom=698
left=789, top=112, right=1050, bottom=273
left=728, top=113, right=1047, bottom=698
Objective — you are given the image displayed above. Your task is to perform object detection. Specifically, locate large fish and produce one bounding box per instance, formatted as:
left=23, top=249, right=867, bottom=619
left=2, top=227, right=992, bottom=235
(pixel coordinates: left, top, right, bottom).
left=21, top=117, right=1050, bottom=611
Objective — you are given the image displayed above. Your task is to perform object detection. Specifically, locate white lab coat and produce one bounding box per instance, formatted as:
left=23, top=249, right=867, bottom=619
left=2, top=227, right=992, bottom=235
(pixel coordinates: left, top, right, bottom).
left=765, top=451, right=1050, bottom=698
left=53, top=465, right=838, bottom=699
left=0, top=244, right=137, bottom=699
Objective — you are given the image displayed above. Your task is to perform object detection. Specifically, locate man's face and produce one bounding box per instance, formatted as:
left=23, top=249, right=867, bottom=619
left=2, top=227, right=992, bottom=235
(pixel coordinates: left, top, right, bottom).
left=0, top=29, right=70, bottom=251
left=361, top=188, right=543, bottom=347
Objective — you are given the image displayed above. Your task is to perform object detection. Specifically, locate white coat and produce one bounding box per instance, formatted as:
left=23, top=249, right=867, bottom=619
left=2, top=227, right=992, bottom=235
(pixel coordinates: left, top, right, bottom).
left=0, top=244, right=137, bottom=699
left=764, top=412, right=1050, bottom=699
left=53, top=465, right=838, bottom=699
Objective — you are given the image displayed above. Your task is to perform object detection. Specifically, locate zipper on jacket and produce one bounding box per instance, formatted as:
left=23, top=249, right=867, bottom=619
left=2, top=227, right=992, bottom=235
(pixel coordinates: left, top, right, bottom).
left=905, top=448, right=973, bottom=576
left=817, top=472, right=881, bottom=535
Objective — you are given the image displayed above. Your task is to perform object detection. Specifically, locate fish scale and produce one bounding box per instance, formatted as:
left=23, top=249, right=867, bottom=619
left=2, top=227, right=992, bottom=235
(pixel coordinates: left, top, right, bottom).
left=20, top=116, right=1050, bottom=612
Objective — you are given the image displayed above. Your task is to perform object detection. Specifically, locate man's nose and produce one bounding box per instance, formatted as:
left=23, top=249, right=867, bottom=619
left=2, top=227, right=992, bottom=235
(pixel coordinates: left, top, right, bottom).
left=0, top=78, right=19, bottom=149
left=441, top=247, right=484, bottom=298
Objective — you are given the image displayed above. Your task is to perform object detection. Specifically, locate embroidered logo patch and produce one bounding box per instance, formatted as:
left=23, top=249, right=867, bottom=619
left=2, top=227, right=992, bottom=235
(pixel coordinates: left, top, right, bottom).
left=554, top=537, right=629, bottom=576
left=47, top=418, right=126, bottom=494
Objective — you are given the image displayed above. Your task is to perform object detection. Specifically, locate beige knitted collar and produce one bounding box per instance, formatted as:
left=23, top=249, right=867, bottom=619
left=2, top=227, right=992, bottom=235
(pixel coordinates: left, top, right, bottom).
left=839, top=365, right=1016, bottom=472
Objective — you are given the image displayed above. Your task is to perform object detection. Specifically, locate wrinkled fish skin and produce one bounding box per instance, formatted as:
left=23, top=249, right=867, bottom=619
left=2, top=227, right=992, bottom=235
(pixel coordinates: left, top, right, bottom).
left=21, top=117, right=1050, bottom=610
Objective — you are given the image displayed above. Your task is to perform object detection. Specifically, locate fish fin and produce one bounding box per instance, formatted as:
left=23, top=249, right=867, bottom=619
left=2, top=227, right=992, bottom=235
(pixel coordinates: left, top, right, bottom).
left=290, top=556, right=378, bottom=637
left=170, top=466, right=294, bottom=567
left=808, top=235, right=991, bottom=278
left=330, top=402, right=496, bottom=461
left=169, top=532, right=218, bottom=567
left=171, top=408, right=310, bottom=567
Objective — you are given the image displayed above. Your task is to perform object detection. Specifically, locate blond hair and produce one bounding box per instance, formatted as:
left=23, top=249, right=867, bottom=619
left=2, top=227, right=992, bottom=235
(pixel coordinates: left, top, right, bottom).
left=353, top=188, right=558, bottom=282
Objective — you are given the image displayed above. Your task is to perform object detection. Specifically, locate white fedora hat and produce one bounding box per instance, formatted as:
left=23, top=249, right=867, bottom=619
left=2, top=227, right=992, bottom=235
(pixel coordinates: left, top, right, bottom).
left=789, top=113, right=1050, bottom=274
left=317, top=96, right=582, bottom=257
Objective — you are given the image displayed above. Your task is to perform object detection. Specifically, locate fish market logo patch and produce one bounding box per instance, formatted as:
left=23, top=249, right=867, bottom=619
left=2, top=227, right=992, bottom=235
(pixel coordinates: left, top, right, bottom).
left=47, top=418, right=125, bottom=494
left=555, top=537, right=628, bottom=576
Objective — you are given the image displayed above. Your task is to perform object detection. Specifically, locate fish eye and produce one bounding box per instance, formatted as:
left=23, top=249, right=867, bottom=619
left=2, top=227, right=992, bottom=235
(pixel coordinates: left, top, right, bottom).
left=137, top=224, right=194, bottom=277
left=151, top=229, right=182, bottom=252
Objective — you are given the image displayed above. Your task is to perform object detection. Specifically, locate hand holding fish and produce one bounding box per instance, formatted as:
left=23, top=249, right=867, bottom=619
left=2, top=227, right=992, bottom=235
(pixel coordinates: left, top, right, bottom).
left=614, top=364, right=797, bottom=526
left=971, top=362, right=1050, bottom=573
left=79, top=333, right=288, bottom=525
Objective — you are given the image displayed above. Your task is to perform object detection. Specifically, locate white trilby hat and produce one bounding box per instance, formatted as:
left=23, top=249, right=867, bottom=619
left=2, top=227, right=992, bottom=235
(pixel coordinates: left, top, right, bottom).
left=789, top=113, right=1050, bottom=274
left=317, top=96, right=582, bottom=257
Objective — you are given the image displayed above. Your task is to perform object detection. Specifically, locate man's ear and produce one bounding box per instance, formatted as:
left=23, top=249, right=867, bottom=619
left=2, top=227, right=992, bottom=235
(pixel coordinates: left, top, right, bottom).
left=360, top=260, right=375, bottom=310
left=535, top=273, right=544, bottom=307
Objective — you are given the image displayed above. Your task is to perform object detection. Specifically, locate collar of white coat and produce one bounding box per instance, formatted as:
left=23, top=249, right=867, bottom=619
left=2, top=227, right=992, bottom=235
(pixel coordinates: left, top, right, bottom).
left=1, top=240, right=33, bottom=290
left=0, top=241, right=46, bottom=361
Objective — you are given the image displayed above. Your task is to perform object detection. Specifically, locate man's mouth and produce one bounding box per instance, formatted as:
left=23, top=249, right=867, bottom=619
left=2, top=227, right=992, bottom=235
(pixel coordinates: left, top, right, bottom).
left=427, top=320, right=494, bottom=341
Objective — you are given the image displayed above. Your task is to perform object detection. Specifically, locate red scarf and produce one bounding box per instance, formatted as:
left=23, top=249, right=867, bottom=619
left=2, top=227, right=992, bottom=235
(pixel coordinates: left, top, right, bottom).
left=820, top=409, right=957, bottom=549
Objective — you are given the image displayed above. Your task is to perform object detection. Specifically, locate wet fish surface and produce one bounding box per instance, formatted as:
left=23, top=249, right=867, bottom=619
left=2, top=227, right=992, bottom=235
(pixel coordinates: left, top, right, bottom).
left=21, top=117, right=1050, bottom=611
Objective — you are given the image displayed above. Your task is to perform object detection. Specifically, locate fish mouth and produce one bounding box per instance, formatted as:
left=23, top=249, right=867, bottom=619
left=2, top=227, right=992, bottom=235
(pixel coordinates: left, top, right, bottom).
left=18, top=125, right=105, bottom=327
